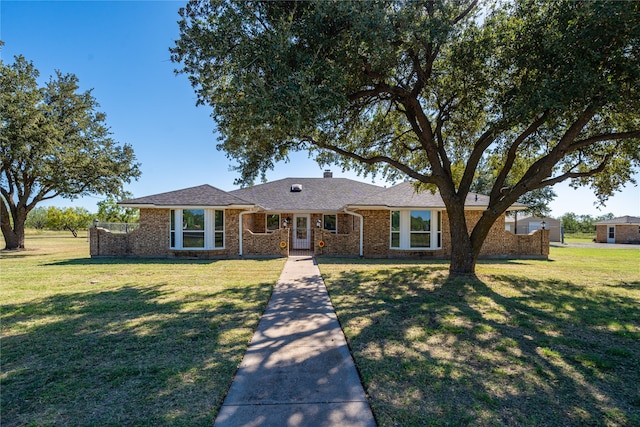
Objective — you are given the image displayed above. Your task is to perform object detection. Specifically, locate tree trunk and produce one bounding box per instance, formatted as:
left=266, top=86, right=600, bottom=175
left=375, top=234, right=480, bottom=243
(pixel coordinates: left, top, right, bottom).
left=446, top=201, right=478, bottom=276
left=1, top=203, right=26, bottom=250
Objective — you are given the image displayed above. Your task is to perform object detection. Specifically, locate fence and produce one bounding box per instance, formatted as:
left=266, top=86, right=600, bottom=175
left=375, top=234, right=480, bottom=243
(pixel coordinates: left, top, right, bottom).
left=92, top=222, right=139, bottom=234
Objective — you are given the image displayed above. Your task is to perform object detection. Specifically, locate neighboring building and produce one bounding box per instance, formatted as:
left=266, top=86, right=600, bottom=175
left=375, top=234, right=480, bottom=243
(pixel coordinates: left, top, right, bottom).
left=505, top=216, right=562, bottom=242
left=90, top=172, right=550, bottom=259
left=594, top=216, right=640, bottom=244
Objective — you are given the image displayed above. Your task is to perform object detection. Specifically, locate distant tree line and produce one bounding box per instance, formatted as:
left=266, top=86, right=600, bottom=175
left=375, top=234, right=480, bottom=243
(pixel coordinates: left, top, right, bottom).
left=559, top=212, right=615, bottom=234
left=24, top=196, right=138, bottom=237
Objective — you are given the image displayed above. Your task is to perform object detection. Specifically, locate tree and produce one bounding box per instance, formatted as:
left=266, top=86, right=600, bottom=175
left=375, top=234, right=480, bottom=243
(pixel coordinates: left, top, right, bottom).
left=96, top=194, right=139, bottom=223
left=172, top=0, right=640, bottom=276
left=45, top=206, right=93, bottom=238
left=25, top=206, right=48, bottom=230
left=1, top=55, right=141, bottom=250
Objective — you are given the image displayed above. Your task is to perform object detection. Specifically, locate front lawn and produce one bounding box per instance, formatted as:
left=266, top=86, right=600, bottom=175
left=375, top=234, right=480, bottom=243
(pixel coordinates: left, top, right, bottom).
left=319, top=246, right=640, bottom=426
left=1, top=234, right=285, bottom=426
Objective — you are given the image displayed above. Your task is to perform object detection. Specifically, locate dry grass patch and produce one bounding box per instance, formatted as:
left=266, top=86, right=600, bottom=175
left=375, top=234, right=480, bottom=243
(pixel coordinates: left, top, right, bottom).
left=319, top=247, right=639, bottom=426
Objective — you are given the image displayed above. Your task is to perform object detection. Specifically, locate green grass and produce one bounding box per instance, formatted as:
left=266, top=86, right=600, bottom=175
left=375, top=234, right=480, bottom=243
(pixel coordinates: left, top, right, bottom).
left=563, top=232, right=596, bottom=243
left=319, top=246, right=640, bottom=427
left=1, top=234, right=286, bottom=427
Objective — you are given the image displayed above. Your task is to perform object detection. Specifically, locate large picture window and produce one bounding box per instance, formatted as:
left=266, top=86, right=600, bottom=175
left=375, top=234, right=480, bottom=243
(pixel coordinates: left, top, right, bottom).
left=170, top=209, right=224, bottom=250
left=390, top=210, right=442, bottom=250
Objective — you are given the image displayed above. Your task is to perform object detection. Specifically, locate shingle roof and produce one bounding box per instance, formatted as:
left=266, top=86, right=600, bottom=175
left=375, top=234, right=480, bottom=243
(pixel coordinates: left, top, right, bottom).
left=594, top=215, right=640, bottom=225
left=347, top=181, right=523, bottom=209
left=119, top=178, right=527, bottom=211
left=119, top=184, right=254, bottom=207
left=229, top=177, right=383, bottom=211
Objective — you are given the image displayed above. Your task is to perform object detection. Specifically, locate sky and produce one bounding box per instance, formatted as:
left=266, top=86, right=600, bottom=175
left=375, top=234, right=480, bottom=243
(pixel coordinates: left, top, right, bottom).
left=2, top=0, right=638, bottom=219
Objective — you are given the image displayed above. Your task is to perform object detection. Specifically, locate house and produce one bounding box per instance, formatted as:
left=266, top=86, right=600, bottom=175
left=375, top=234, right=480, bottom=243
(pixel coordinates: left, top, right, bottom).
left=90, top=172, right=550, bottom=259
left=505, top=216, right=562, bottom=242
left=594, top=216, right=640, bottom=244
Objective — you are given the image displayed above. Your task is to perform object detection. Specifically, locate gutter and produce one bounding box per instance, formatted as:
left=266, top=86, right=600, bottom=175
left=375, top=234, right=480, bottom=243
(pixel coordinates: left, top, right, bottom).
left=343, top=207, right=364, bottom=257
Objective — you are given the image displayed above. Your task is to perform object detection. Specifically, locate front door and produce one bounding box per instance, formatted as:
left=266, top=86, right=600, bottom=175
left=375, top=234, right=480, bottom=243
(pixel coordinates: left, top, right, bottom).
left=293, top=214, right=310, bottom=249
left=607, top=226, right=616, bottom=243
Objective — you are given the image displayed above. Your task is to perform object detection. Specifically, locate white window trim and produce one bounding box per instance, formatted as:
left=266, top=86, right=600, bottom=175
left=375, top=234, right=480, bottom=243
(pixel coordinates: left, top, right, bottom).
left=390, top=209, right=442, bottom=250
left=170, top=209, right=225, bottom=250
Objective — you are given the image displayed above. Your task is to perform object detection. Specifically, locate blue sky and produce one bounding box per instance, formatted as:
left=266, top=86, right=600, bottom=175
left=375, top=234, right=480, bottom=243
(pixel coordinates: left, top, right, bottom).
left=2, top=0, right=638, bottom=218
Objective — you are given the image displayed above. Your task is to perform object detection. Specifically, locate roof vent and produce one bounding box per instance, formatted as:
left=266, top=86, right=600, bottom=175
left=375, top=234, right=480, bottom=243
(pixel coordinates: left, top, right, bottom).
left=323, top=170, right=333, bottom=178
left=290, top=184, right=303, bottom=192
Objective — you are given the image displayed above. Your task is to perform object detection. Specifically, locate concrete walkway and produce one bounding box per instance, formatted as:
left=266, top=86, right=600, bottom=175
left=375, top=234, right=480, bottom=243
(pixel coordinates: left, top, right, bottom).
left=214, top=256, right=376, bottom=427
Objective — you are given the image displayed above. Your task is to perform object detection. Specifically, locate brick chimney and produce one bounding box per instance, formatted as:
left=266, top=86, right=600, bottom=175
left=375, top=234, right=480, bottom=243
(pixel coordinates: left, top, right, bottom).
left=323, top=170, right=333, bottom=178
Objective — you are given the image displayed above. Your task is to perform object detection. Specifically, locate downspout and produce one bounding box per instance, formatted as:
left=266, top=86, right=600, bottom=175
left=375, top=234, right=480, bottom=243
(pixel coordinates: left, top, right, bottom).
left=343, top=207, right=364, bottom=257
left=239, top=207, right=259, bottom=257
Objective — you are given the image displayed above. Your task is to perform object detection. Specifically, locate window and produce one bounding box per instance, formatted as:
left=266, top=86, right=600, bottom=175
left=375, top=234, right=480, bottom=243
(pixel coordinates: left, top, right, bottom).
left=391, top=211, right=400, bottom=248
left=183, top=209, right=205, bottom=248
left=410, top=210, right=431, bottom=248
left=390, top=210, right=442, bottom=250
left=170, top=210, right=176, bottom=248
left=214, top=210, right=224, bottom=247
left=170, top=209, right=224, bottom=250
left=323, top=214, right=337, bottom=233
left=266, top=214, right=280, bottom=232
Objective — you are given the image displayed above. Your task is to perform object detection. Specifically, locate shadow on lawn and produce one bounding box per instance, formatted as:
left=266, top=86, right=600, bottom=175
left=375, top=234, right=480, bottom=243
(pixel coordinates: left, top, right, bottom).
left=44, top=256, right=281, bottom=267
left=1, top=283, right=273, bottom=427
left=324, top=267, right=640, bottom=426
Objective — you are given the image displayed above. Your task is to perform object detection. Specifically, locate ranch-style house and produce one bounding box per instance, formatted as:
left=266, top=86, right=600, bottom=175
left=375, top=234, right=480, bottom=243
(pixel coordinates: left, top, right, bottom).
left=90, top=171, right=550, bottom=259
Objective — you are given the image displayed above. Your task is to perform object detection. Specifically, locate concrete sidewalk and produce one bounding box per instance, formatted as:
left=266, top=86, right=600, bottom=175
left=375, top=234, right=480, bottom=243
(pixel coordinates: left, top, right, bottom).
left=214, top=256, right=376, bottom=427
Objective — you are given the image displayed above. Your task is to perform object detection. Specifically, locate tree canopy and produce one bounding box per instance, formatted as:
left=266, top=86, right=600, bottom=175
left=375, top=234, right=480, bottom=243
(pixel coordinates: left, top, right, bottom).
left=1, top=55, right=141, bottom=249
left=172, top=0, right=640, bottom=275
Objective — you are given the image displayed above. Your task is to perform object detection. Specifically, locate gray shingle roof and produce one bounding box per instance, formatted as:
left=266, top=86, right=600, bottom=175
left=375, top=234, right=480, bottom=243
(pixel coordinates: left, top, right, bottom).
left=119, top=178, right=526, bottom=211
left=119, top=184, right=254, bottom=207
left=229, top=177, right=384, bottom=211
left=594, top=215, right=640, bottom=225
left=347, top=181, right=507, bottom=209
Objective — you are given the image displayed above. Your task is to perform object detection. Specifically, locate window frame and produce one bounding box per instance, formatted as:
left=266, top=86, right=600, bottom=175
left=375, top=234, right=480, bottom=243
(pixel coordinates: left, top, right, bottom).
left=169, top=209, right=225, bottom=250
left=266, top=213, right=280, bottom=233
left=323, top=214, right=337, bottom=234
left=390, top=209, right=442, bottom=250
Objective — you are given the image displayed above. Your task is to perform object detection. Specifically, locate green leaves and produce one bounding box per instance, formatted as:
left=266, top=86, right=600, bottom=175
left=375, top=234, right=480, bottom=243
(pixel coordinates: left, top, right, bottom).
left=172, top=0, right=639, bottom=273
left=1, top=55, right=141, bottom=248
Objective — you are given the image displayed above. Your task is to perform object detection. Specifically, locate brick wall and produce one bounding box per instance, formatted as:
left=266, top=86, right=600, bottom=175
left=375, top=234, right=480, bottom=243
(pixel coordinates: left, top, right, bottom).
left=91, top=207, right=549, bottom=259
left=90, top=208, right=243, bottom=258
left=595, top=225, right=608, bottom=243
left=242, top=228, right=289, bottom=256
left=313, top=229, right=359, bottom=256
left=596, top=224, right=640, bottom=244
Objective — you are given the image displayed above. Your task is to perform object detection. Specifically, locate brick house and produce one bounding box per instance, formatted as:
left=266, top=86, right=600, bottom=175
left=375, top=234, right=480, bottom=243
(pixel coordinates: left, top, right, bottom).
left=90, top=172, right=549, bottom=259
left=594, top=216, right=640, bottom=244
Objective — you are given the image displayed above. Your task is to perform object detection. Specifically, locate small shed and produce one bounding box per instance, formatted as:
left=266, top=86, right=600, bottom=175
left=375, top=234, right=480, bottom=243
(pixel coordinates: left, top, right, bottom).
left=505, top=215, right=562, bottom=242
left=594, top=216, right=640, bottom=244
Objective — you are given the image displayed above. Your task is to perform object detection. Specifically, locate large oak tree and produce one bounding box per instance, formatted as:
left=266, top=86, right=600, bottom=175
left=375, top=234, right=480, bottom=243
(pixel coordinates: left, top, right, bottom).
left=1, top=55, right=141, bottom=249
left=172, top=0, right=640, bottom=276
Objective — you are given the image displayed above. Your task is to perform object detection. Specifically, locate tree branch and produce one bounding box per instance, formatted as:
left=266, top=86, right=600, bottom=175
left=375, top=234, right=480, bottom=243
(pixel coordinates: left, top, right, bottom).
left=306, top=136, right=435, bottom=184
left=534, top=154, right=613, bottom=189
left=459, top=127, right=498, bottom=196
left=569, top=129, right=640, bottom=150
left=490, top=111, right=549, bottom=203
left=452, top=0, right=479, bottom=25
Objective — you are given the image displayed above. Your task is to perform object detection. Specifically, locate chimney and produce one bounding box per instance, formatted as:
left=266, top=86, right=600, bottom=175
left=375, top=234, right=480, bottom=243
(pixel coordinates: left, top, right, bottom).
left=323, top=170, right=333, bottom=178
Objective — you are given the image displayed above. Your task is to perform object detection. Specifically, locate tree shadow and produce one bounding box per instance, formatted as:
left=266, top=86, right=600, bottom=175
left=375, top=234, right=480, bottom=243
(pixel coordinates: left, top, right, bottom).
left=1, top=283, right=275, bottom=427
left=322, top=265, right=640, bottom=426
